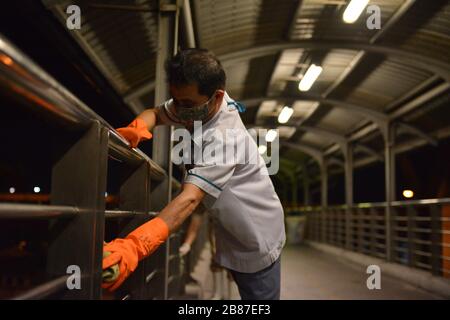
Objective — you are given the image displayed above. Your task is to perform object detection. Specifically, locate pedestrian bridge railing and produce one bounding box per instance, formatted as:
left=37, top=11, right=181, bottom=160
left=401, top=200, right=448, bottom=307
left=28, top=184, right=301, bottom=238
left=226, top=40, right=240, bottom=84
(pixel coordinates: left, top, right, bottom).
left=286, top=198, right=450, bottom=279
left=0, top=34, right=192, bottom=299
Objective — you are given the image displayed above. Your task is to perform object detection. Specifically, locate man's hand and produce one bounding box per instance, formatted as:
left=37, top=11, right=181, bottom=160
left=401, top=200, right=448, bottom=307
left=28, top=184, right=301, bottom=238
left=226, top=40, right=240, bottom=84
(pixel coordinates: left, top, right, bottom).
left=102, top=217, right=169, bottom=292
left=179, top=242, right=191, bottom=256
left=102, top=239, right=140, bottom=291
left=116, top=118, right=152, bottom=148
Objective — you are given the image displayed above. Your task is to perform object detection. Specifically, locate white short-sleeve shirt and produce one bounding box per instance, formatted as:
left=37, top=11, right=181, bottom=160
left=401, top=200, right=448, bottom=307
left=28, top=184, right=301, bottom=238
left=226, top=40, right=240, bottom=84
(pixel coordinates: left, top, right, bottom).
left=156, top=93, right=286, bottom=273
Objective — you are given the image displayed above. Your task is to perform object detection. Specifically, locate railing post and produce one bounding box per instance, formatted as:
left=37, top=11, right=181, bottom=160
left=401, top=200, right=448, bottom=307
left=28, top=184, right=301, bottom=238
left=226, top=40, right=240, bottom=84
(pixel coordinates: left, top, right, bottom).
left=48, top=120, right=108, bottom=299
left=343, top=142, right=353, bottom=250
left=430, top=204, right=442, bottom=276
left=320, top=159, right=328, bottom=243
left=369, top=207, right=376, bottom=256
left=115, top=162, right=153, bottom=299
left=383, top=122, right=396, bottom=261
left=153, top=0, right=175, bottom=299
left=406, top=205, right=417, bottom=268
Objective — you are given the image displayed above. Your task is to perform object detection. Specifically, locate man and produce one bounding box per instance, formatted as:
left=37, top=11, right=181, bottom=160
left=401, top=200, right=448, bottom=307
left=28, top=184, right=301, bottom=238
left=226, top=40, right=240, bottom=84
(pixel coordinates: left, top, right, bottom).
left=102, top=49, right=286, bottom=300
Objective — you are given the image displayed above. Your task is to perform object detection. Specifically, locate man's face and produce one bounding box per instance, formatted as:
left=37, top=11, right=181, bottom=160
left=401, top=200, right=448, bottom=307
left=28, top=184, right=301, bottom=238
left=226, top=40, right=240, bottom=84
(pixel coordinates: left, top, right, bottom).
left=169, top=83, right=224, bottom=127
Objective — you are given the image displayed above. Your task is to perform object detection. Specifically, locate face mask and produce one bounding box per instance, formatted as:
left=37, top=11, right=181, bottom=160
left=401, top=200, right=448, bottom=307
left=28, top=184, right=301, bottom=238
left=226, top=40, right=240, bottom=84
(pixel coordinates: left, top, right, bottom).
left=174, top=94, right=215, bottom=122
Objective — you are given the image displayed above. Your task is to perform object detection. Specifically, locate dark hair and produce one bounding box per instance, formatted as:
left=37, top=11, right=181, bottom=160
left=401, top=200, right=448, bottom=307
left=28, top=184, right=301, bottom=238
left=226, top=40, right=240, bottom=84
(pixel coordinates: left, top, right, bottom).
left=165, top=49, right=226, bottom=97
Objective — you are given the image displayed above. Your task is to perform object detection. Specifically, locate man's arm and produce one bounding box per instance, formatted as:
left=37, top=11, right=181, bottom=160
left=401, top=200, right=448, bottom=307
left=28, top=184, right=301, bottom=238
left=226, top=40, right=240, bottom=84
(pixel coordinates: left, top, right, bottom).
left=137, top=101, right=180, bottom=131
left=158, top=183, right=205, bottom=233
left=102, top=183, right=205, bottom=291
left=136, top=107, right=163, bottom=131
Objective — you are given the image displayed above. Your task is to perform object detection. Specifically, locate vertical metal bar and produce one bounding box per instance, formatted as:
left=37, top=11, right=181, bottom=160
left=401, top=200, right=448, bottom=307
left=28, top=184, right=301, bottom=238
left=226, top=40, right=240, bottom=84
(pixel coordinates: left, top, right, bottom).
left=430, top=204, right=442, bottom=276
left=117, top=162, right=152, bottom=299
left=407, top=205, right=416, bottom=268
left=344, top=143, right=353, bottom=250
left=384, top=122, right=396, bottom=261
left=303, top=170, right=310, bottom=206
left=320, top=160, right=328, bottom=243
left=181, top=0, right=196, bottom=48
left=369, top=208, right=376, bottom=257
left=153, top=0, right=175, bottom=299
left=356, top=208, right=362, bottom=253
left=48, top=121, right=108, bottom=299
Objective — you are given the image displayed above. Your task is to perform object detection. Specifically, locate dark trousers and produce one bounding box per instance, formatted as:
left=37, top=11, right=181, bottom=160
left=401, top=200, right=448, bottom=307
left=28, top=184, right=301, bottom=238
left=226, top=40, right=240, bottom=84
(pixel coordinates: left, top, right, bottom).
left=228, top=258, right=281, bottom=300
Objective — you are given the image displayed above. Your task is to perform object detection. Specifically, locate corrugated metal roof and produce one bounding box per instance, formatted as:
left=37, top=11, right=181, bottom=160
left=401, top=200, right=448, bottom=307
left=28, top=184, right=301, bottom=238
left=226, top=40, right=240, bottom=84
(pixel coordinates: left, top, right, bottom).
left=45, top=0, right=158, bottom=96
left=43, top=0, right=450, bottom=171
left=193, top=0, right=298, bottom=55
left=381, top=0, right=450, bottom=63
left=290, top=0, right=404, bottom=42
left=337, top=56, right=432, bottom=112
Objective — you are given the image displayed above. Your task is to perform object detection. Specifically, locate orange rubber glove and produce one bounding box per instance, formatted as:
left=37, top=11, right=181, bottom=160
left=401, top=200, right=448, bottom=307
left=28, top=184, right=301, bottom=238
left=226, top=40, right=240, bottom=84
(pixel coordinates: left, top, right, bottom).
left=116, top=118, right=152, bottom=148
left=102, top=217, right=169, bottom=292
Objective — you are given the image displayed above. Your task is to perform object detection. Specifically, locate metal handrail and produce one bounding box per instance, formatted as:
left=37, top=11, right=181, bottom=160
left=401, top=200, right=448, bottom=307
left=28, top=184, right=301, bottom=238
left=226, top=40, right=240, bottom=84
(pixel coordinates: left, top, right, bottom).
left=0, top=203, right=88, bottom=219
left=11, top=276, right=69, bottom=300
left=287, top=197, right=450, bottom=212
left=0, top=34, right=166, bottom=180
left=105, top=210, right=157, bottom=219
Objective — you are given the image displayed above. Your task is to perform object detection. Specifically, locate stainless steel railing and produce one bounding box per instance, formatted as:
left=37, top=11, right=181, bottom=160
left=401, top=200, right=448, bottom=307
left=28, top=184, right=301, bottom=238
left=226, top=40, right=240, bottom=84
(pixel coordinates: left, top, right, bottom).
left=0, top=33, right=183, bottom=300
left=288, top=198, right=450, bottom=278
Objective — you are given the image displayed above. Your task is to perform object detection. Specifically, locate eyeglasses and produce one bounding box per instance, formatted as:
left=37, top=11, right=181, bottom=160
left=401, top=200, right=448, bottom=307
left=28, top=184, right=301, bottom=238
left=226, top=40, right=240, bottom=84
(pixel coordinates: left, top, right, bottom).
left=171, top=92, right=216, bottom=110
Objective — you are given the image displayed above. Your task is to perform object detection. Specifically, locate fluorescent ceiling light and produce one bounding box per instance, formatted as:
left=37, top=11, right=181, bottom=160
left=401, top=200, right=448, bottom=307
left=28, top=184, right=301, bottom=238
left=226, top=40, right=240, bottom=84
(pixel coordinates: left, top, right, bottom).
left=266, top=129, right=278, bottom=142
left=343, top=0, right=369, bottom=24
left=258, top=145, right=267, bottom=154
left=298, top=64, right=322, bottom=91
left=278, top=106, right=294, bottom=124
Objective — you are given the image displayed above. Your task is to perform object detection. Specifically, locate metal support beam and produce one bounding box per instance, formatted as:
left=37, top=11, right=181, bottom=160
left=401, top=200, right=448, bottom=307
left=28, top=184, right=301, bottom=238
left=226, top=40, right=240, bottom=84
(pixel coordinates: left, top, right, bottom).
left=396, top=122, right=438, bottom=147
left=220, top=41, right=450, bottom=81
left=301, top=159, right=311, bottom=206
left=151, top=0, right=175, bottom=299
left=353, top=144, right=384, bottom=162
left=327, top=157, right=344, bottom=168
left=381, top=122, right=396, bottom=261
left=343, top=143, right=354, bottom=207
left=182, top=0, right=196, bottom=48
left=283, top=143, right=327, bottom=241
left=124, top=82, right=156, bottom=104
left=343, top=142, right=354, bottom=250
left=389, top=83, right=450, bottom=119
left=123, top=0, right=197, bottom=107
left=320, top=159, right=328, bottom=243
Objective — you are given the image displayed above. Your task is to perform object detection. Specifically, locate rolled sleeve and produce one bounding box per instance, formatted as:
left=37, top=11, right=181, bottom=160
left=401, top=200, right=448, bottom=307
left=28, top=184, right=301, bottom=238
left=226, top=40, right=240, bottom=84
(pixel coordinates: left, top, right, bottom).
left=184, top=163, right=235, bottom=198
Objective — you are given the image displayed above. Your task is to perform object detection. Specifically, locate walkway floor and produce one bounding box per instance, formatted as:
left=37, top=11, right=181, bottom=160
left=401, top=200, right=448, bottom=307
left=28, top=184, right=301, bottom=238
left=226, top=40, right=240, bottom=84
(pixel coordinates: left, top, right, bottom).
left=182, top=243, right=442, bottom=300
left=280, top=245, right=442, bottom=300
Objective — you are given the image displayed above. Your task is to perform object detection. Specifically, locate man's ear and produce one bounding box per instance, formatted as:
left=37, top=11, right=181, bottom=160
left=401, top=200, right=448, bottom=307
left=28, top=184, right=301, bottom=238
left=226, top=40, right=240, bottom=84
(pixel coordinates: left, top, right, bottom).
left=215, top=90, right=225, bottom=106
